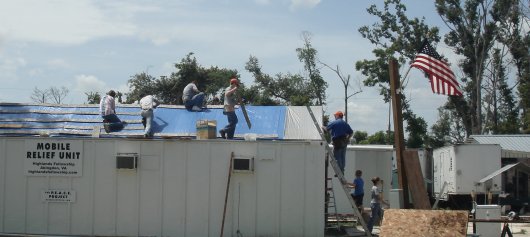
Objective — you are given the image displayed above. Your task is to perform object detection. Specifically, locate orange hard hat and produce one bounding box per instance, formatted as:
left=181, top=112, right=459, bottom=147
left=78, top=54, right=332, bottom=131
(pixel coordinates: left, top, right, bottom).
left=334, top=111, right=344, bottom=117
left=230, top=78, right=239, bottom=85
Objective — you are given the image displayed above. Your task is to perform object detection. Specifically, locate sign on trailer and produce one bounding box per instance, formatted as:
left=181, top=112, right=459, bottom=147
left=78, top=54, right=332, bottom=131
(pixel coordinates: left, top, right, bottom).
left=24, top=140, right=83, bottom=176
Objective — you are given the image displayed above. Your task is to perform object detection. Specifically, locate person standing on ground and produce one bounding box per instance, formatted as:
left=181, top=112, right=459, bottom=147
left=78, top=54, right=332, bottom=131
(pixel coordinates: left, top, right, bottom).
left=139, top=94, right=159, bottom=137
left=367, top=176, right=389, bottom=234
left=182, top=80, right=205, bottom=111
left=323, top=111, right=353, bottom=174
left=348, top=169, right=365, bottom=213
left=99, top=90, right=124, bottom=133
left=219, top=77, right=239, bottom=139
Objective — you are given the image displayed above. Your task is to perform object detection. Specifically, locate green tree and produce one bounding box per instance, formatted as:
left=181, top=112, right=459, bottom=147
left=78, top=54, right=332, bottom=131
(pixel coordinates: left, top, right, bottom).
left=435, top=0, right=499, bottom=135
left=296, top=31, right=328, bottom=105
left=406, top=114, right=428, bottom=148
left=126, top=53, right=237, bottom=105
left=353, top=131, right=368, bottom=144
left=360, top=130, right=394, bottom=145
left=356, top=0, right=439, bottom=147
left=435, top=0, right=529, bottom=135
left=245, top=55, right=312, bottom=105
left=492, top=0, right=530, bottom=133
left=125, top=72, right=157, bottom=103
left=428, top=108, right=452, bottom=148
left=85, top=92, right=101, bottom=104
left=483, top=48, right=519, bottom=134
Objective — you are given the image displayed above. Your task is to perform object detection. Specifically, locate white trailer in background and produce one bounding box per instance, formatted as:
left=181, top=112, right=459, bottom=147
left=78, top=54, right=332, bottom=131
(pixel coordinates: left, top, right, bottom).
left=331, top=145, right=394, bottom=214
left=433, top=144, right=502, bottom=203
left=0, top=137, right=325, bottom=237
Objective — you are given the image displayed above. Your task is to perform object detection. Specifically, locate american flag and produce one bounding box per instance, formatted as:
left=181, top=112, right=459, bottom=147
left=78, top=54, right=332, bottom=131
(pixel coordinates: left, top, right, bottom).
left=411, top=40, right=463, bottom=96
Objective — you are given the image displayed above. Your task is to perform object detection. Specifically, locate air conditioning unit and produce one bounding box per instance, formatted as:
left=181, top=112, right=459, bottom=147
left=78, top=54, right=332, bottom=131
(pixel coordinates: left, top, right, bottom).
left=116, top=153, right=138, bottom=169
left=232, top=156, right=254, bottom=173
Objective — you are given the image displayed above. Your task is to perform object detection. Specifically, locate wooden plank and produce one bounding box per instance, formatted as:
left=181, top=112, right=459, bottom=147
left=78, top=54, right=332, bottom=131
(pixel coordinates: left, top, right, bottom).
left=0, top=124, right=23, bottom=128
left=240, top=103, right=251, bottom=129
left=238, top=97, right=251, bottom=129
left=380, top=209, right=468, bottom=237
left=0, top=109, right=140, bottom=116
left=403, top=150, right=431, bottom=209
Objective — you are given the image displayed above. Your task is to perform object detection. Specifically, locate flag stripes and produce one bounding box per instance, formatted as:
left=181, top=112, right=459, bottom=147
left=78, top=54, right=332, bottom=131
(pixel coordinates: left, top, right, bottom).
left=411, top=40, right=463, bottom=96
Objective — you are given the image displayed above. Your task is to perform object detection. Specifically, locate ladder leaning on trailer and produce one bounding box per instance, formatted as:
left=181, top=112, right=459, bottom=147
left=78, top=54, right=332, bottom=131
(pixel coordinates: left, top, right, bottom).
left=306, top=106, right=372, bottom=237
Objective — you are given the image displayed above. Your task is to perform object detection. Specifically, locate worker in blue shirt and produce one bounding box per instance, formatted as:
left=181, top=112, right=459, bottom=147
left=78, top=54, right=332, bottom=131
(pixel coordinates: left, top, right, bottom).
left=323, top=111, right=353, bottom=174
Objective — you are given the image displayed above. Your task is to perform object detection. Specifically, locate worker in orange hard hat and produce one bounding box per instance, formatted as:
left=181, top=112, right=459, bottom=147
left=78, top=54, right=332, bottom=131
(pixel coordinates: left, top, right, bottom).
left=322, top=110, right=353, bottom=174
left=219, top=76, right=239, bottom=139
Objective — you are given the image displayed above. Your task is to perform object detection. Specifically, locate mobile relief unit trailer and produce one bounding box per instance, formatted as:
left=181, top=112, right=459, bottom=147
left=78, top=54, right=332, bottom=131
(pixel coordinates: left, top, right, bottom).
left=0, top=137, right=325, bottom=237
left=433, top=144, right=502, bottom=206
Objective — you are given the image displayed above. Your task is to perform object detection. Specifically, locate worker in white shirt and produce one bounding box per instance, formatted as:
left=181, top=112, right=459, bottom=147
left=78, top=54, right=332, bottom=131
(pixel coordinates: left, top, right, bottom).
left=139, top=94, right=160, bottom=137
left=99, top=90, right=124, bottom=133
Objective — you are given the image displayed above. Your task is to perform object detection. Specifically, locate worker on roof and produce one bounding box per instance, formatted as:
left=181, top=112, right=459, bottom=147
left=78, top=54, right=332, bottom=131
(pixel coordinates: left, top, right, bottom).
left=219, top=77, right=239, bottom=139
left=99, top=90, right=124, bottom=133
left=322, top=110, right=353, bottom=174
left=139, top=93, right=160, bottom=138
left=182, top=80, right=205, bottom=112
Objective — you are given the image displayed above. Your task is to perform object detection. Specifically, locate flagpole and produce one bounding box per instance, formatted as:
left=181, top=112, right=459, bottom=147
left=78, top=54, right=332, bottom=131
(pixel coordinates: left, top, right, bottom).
left=399, top=66, right=413, bottom=88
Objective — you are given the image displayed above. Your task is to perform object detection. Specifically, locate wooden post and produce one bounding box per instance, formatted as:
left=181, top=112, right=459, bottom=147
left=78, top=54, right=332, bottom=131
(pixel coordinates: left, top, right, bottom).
left=389, top=59, right=411, bottom=208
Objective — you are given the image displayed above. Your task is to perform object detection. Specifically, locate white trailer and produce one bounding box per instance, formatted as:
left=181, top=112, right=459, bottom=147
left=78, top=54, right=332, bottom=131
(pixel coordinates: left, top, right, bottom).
left=0, top=137, right=325, bottom=237
left=433, top=144, right=502, bottom=201
left=330, top=145, right=394, bottom=214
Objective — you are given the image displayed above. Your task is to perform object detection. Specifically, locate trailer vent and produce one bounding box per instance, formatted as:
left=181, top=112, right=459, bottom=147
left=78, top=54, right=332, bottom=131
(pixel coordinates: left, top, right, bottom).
left=116, top=153, right=138, bottom=169
left=233, top=157, right=254, bottom=173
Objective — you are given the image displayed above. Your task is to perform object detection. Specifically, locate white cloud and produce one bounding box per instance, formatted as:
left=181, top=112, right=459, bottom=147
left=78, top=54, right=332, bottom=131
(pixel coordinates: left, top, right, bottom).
left=0, top=57, right=27, bottom=82
left=289, top=0, right=321, bottom=11
left=0, top=0, right=136, bottom=45
left=47, top=59, right=70, bottom=69
left=74, top=74, right=107, bottom=95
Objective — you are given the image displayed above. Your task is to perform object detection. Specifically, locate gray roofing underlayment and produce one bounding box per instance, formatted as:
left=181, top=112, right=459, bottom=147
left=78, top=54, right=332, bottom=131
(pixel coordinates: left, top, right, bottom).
left=0, top=103, right=322, bottom=140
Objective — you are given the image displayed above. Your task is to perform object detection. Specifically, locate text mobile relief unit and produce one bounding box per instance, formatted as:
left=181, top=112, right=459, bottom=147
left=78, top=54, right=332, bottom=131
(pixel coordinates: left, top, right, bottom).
left=433, top=144, right=502, bottom=206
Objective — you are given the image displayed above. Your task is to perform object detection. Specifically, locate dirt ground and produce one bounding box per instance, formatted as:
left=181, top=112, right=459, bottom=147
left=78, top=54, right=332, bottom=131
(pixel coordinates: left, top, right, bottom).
left=325, top=221, right=530, bottom=237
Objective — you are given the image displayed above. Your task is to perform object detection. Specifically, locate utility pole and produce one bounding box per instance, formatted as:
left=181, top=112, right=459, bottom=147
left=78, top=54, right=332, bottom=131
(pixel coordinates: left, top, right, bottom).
left=389, top=59, right=411, bottom=208
left=389, top=59, right=431, bottom=209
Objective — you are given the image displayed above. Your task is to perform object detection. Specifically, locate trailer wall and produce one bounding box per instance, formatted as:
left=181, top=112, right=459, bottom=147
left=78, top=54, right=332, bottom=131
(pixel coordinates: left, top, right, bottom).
left=433, top=144, right=502, bottom=200
left=0, top=137, right=325, bottom=237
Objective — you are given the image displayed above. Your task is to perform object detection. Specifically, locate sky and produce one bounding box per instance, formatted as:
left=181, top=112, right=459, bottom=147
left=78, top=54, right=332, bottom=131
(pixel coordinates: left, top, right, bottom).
left=0, top=0, right=454, bottom=135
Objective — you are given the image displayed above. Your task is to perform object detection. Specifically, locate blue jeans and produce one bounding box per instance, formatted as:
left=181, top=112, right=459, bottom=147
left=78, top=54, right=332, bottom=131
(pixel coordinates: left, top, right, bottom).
left=102, top=114, right=123, bottom=131
left=221, top=111, right=238, bottom=139
left=334, top=146, right=346, bottom=173
left=184, top=92, right=205, bottom=110
left=367, top=203, right=382, bottom=233
left=141, top=109, right=154, bottom=136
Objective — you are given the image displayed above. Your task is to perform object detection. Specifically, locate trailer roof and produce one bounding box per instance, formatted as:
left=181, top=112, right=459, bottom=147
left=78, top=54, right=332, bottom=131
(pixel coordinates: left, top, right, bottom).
left=0, top=103, right=323, bottom=140
left=467, top=135, right=530, bottom=158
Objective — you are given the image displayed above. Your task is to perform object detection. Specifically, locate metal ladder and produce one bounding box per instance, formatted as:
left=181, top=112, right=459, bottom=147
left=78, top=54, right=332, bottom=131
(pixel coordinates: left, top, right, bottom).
left=325, top=177, right=341, bottom=230
left=307, top=106, right=372, bottom=237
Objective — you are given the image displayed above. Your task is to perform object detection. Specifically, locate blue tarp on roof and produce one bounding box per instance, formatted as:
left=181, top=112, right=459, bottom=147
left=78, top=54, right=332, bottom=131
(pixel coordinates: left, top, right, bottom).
left=0, top=103, right=288, bottom=139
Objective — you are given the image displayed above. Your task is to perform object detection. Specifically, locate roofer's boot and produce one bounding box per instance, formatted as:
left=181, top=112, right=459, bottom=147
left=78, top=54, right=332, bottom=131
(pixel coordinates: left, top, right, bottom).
left=103, top=123, right=110, bottom=133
